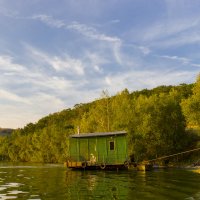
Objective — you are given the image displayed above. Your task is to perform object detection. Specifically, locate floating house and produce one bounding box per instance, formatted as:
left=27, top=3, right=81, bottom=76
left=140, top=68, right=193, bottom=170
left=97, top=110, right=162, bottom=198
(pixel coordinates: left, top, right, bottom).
left=66, top=131, right=128, bottom=169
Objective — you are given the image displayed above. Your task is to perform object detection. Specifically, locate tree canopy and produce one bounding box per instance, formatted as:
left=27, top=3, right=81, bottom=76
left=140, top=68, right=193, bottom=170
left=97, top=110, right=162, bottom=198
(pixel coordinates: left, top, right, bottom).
left=0, top=79, right=199, bottom=163
left=181, top=74, right=200, bottom=128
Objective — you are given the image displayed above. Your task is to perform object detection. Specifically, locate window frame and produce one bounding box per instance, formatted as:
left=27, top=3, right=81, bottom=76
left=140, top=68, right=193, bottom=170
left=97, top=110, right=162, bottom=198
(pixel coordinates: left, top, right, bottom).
left=109, top=141, right=115, bottom=151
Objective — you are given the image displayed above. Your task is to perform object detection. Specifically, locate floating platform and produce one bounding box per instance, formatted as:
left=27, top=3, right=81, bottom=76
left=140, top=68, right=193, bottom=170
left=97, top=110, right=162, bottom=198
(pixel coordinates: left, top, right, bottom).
left=65, top=160, right=128, bottom=170
left=65, top=161, right=153, bottom=171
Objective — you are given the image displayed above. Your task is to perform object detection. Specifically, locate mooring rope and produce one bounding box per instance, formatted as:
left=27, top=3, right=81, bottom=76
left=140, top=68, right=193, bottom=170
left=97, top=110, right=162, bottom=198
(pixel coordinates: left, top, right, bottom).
left=145, top=147, right=200, bottom=163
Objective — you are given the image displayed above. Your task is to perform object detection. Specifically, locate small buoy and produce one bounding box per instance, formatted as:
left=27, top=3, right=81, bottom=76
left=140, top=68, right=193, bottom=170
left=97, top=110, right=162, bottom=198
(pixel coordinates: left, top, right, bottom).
left=100, top=163, right=106, bottom=169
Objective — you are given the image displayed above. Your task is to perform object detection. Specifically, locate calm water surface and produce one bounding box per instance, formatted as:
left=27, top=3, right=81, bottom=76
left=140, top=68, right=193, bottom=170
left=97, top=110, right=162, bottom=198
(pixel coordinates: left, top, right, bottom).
left=0, top=162, right=200, bottom=199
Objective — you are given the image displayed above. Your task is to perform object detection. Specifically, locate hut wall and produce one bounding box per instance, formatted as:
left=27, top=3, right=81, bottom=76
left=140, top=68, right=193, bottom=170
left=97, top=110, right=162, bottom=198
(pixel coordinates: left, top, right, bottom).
left=69, top=134, right=128, bottom=165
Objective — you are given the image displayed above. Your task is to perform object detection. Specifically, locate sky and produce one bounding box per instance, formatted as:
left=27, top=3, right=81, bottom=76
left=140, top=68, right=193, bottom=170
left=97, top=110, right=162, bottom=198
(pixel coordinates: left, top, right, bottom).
left=0, top=0, right=200, bottom=128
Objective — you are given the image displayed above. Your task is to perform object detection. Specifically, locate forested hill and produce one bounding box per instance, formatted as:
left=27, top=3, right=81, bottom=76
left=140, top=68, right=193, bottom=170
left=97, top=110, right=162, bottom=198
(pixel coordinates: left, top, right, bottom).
left=13, top=83, right=194, bottom=136
left=0, top=77, right=200, bottom=163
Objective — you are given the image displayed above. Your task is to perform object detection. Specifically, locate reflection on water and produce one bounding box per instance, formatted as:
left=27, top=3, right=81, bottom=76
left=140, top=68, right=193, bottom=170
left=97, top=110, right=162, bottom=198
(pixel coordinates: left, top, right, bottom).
left=65, top=170, right=130, bottom=199
left=0, top=162, right=200, bottom=199
left=64, top=169, right=200, bottom=200
left=0, top=181, right=24, bottom=199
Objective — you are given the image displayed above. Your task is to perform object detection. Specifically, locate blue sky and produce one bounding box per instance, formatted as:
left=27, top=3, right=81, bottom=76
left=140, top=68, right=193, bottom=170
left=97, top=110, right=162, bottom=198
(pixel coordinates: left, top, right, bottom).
left=0, top=0, right=199, bottom=128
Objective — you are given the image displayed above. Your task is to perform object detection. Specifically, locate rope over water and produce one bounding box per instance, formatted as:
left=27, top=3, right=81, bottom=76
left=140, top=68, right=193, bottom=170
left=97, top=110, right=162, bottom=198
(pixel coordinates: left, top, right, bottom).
left=145, top=147, right=200, bottom=163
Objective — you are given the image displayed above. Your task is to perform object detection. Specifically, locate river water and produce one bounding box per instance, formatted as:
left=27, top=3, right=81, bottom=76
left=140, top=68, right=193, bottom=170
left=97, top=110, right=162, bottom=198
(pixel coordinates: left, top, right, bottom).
left=0, top=162, right=200, bottom=200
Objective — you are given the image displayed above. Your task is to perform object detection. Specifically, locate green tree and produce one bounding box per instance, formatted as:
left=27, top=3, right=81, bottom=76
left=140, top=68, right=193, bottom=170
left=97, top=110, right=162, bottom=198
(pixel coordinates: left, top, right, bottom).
left=130, top=92, right=186, bottom=161
left=79, top=90, right=111, bottom=132
left=110, top=89, right=132, bottom=131
left=181, top=74, right=200, bottom=128
left=2, top=81, right=196, bottom=164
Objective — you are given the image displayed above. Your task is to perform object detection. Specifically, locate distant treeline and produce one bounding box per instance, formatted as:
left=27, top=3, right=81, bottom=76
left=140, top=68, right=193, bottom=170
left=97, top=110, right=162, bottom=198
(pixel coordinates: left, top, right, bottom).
left=0, top=128, right=13, bottom=136
left=0, top=74, right=200, bottom=163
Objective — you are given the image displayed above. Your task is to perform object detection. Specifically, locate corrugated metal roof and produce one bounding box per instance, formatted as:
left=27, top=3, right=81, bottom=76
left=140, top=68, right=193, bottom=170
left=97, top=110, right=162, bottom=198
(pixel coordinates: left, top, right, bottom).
left=69, top=131, right=127, bottom=138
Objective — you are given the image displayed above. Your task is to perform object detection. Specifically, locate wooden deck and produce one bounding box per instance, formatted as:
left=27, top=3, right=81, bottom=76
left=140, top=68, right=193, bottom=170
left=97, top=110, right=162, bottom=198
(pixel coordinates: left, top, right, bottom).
left=65, top=160, right=128, bottom=170
left=65, top=160, right=154, bottom=171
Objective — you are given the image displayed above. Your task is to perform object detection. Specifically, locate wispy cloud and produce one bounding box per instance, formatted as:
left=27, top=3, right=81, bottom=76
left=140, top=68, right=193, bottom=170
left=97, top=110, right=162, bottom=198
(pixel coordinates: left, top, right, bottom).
left=32, top=14, right=65, bottom=28
left=124, top=44, right=152, bottom=56
left=137, top=46, right=151, bottom=55
left=153, top=32, right=200, bottom=49
left=0, top=55, right=26, bottom=72
left=104, top=68, right=197, bottom=93
left=191, top=63, right=200, bottom=68
left=0, top=89, right=30, bottom=104
left=128, top=4, right=200, bottom=50
left=31, top=15, right=124, bottom=65
left=159, top=55, right=190, bottom=64
left=0, top=1, right=199, bottom=128
left=142, top=18, right=200, bottom=42
left=67, top=21, right=121, bottom=43
left=85, top=52, right=108, bottom=73
left=32, top=14, right=121, bottom=43
left=25, top=45, right=85, bottom=76
left=50, top=56, right=85, bottom=75
left=157, top=54, right=200, bottom=70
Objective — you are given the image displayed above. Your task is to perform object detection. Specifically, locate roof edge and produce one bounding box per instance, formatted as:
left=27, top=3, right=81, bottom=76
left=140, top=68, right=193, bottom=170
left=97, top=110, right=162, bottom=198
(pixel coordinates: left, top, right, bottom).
left=69, top=131, right=127, bottom=138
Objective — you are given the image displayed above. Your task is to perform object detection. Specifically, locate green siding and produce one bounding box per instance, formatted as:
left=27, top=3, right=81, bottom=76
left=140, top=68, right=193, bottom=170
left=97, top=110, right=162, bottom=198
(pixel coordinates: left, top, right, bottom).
left=69, top=138, right=77, bottom=161
left=69, top=134, right=128, bottom=165
left=88, top=137, right=97, bottom=162
left=116, top=135, right=128, bottom=163
left=79, top=138, right=89, bottom=161
left=106, top=137, right=116, bottom=164
left=96, top=137, right=107, bottom=163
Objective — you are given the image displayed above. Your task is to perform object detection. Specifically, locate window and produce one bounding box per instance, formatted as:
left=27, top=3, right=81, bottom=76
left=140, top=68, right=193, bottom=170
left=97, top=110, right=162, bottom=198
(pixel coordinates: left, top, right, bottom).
left=109, top=141, right=115, bottom=150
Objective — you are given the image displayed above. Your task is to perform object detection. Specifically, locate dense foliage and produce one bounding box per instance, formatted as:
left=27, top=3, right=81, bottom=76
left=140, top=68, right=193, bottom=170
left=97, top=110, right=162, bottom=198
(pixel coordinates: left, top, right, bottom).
left=181, top=75, right=200, bottom=128
left=0, top=75, right=199, bottom=163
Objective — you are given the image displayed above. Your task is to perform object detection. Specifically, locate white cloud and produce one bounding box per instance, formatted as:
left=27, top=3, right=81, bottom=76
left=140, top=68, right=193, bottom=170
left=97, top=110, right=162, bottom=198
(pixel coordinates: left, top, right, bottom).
left=25, top=45, right=85, bottom=76
left=94, top=65, right=103, bottom=73
left=85, top=51, right=108, bottom=66
left=0, top=89, right=30, bottom=104
left=152, top=32, right=200, bottom=49
left=67, top=21, right=121, bottom=43
left=66, top=21, right=124, bottom=65
left=32, top=14, right=65, bottom=28
left=112, top=42, right=123, bottom=65
left=128, top=4, right=200, bottom=49
left=138, top=46, right=151, bottom=55
left=0, top=66, right=197, bottom=129
left=159, top=55, right=190, bottom=64
left=32, top=15, right=121, bottom=44
left=31, top=15, right=124, bottom=65
left=27, top=74, right=74, bottom=92
left=50, top=56, right=85, bottom=75
left=126, top=44, right=152, bottom=56
left=191, top=63, right=200, bottom=68
left=31, top=92, right=65, bottom=112
left=0, top=55, right=25, bottom=72
left=142, top=16, right=200, bottom=43
left=0, top=50, right=84, bottom=127
left=104, top=69, right=197, bottom=95
left=0, top=105, right=35, bottom=128
left=0, top=92, right=65, bottom=128
left=0, top=3, right=199, bottom=129
left=158, top=54, right=200, bottom=70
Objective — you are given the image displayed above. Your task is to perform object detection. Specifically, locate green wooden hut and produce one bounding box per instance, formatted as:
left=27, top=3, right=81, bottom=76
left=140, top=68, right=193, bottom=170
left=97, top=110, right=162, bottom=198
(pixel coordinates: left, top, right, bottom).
left=67, top=131, right=128, bottom=169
